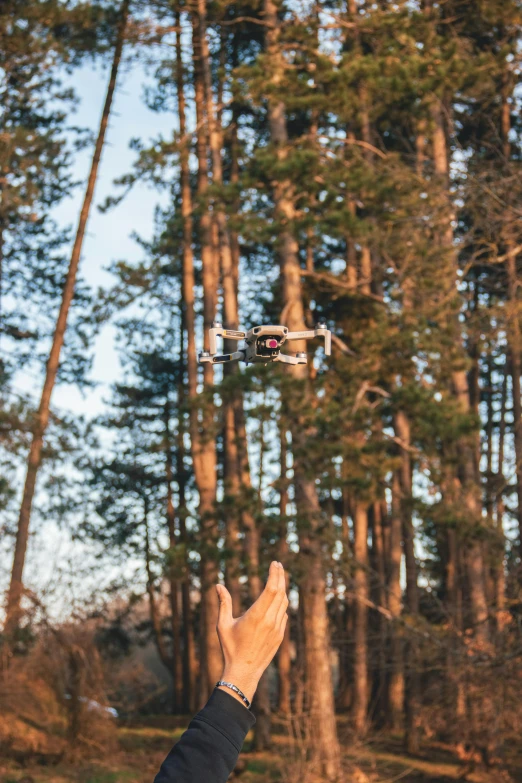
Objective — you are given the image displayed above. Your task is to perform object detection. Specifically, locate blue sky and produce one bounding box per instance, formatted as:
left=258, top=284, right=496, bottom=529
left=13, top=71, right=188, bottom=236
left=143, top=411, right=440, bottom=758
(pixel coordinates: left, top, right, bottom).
left=46, top=53, right=174, bottom=415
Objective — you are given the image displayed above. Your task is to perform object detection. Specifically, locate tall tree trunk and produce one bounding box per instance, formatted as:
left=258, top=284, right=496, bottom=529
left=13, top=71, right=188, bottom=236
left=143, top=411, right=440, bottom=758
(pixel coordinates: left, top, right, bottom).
left=387, top=472, right=404, bottom=729
left=235, top=399, right=272, bottom=748
left=197, top=0, right=244, bottom=615
left=394, top=411, right=420, bottom=753
left=337, top=466, right=354, bottom=711
left=165, top=401, right=183, bottom=712
left=277, top=428, right=292, bottom=715
left=4, top=0, right=130, bottom=635
left=144, top=502, right=171, bottom=672
left=176, top=338, right=197, bottom=712
left=369, top=500, right=387, bottom=724
left=262, top=1, right=340, bottom=774
left=175, top=14, right=198, bottom=714
left=494, top=362, right=508, bottom=625
left=184, top=13, right=221, bottom=702
left=446, top=519, right=466, bottom=721
left=196, top=6, right=272, bottom=740
left=431, top=98, right=490, bottom=646
left=351, top=501, right=369, bottom=735
left=501, top=76, right=522, bottom=560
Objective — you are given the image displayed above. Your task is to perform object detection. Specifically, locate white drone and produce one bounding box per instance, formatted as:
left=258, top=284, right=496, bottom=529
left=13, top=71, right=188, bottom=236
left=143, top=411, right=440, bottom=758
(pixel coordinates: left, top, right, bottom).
left=198, top=321, right=332, bottom=366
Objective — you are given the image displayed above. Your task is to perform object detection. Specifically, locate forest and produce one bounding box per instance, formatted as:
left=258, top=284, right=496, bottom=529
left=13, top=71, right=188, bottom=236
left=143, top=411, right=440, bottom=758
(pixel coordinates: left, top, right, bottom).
left=1, top=0, right=522, bottom=781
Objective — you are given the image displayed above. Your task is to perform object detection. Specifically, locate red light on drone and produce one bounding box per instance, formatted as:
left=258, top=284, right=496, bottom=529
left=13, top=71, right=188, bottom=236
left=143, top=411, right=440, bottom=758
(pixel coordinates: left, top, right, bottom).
left=268, top=339, right=278, bottom=348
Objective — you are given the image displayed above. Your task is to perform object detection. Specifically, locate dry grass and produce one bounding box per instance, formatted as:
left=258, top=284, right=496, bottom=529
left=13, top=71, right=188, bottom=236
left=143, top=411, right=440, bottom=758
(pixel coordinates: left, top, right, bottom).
left=1, top=717, right=522, bottom=783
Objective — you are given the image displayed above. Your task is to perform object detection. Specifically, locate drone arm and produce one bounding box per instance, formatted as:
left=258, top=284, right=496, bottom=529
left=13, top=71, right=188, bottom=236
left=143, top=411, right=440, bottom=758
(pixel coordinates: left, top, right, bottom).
left=286, top=327, right=332, bottom=356
left=209, top=327, right=246, bottom=354
left=286, top=330, right=316, bottom=342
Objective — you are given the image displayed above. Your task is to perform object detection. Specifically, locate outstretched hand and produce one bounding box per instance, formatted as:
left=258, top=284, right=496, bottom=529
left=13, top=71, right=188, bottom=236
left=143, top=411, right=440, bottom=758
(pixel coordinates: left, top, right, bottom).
left=216, top=561, right=289, bottom=705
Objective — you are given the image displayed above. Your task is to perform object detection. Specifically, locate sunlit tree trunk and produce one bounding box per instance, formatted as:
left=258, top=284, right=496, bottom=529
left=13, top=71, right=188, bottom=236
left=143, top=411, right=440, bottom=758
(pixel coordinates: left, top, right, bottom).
left=501, top=76, right=522, bottom=559
left=351, top=501, right=369, bottom=735
left=263, top=0, right=340, bottom=774
left=387, top=472, right=404, bottom=729
left=197, top=0, right=244, bottom=614
left=431, top=99, right=490, bottom=647
left=369, top=500, right=387, bottom=723
left=337, top=466, right=354, bottom=711
left=196, top=4, right=272, bottom=740
left=175, top=16, right=198, bottom=713
left=277, top=429, right=291, bottom=715
left=494, top=363, right=507, bottom=625
left=165, top=401, right=183, bottom=712
left=186, top=13, right=221, bottom=701
left=144, top=501, right=170, bottom=672
left=394, top=411, right=420, bottom=752
left=235, top=399, right=273, bottom=748
left=4, top=0, right=130, bottom=635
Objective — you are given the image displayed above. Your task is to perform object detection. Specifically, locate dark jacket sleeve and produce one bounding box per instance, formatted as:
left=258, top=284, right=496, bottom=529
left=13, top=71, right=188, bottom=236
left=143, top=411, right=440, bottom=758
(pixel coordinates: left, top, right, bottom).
left=154, top=688, right=256, bottom=783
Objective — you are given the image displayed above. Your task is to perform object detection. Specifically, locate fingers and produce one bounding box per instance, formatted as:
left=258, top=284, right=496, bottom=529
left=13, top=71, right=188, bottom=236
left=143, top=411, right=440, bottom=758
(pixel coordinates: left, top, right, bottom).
left=216, top=583, right=233, bottom=628
left=276, top=588, right=289, bottom=628
left=255, top=561, right=286, bottom=615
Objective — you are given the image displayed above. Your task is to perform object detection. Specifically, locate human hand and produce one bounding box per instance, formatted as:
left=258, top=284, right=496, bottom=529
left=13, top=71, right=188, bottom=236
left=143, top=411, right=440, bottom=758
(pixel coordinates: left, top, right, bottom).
left=215, top=561, right=289, bottom=706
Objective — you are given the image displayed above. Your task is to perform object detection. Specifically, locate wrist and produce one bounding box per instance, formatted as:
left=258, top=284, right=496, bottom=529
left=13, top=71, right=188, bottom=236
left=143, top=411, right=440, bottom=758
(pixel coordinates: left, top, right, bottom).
left=219, top=667, right=261, bottom=704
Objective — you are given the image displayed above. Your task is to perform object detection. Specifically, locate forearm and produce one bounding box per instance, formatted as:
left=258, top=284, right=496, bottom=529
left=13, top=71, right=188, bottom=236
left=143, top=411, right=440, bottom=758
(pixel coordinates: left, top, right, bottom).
left=154, top=688, right=256, bottom=783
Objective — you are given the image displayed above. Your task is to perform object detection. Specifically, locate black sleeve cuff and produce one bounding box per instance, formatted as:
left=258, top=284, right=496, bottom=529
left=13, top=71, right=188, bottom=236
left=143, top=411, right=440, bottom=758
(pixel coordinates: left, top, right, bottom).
left=194, top=688, right=256, bottom=752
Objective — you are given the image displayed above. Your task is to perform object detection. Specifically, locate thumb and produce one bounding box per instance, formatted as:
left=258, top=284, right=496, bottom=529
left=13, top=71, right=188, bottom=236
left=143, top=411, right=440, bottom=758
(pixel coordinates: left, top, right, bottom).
left=216, top=583, right=233, bottom=627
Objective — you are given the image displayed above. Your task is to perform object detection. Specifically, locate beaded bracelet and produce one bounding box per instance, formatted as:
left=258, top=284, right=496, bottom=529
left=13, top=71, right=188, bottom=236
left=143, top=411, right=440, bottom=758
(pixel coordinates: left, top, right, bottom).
left=216, top=680, right=252, bottom=709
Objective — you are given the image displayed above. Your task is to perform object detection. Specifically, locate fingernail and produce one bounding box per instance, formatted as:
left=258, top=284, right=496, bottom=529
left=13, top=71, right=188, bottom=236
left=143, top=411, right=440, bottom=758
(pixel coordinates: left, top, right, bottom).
left=277, top=561, right=283, bottom=569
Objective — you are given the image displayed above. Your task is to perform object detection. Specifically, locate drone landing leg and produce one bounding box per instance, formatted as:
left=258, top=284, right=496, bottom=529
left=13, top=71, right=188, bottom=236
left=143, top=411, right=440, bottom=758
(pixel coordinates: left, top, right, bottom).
left=199, top=350, right=245, bottom=365
left=275, top=353, right=308, bottom=366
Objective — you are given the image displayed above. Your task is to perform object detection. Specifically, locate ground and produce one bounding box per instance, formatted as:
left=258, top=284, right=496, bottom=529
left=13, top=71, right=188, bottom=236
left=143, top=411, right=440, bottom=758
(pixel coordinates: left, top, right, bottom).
left=1, top=716, right=521, bottom=783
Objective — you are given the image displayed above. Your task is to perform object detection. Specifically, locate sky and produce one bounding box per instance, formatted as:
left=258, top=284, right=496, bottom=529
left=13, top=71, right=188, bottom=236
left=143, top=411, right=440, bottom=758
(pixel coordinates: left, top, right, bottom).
left=48, top=53, right=174, bottom=416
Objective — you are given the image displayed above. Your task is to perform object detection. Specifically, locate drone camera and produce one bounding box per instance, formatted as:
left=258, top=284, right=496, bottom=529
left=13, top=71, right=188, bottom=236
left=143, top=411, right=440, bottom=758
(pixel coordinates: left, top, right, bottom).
left=257, top=335, right=282, bottom=358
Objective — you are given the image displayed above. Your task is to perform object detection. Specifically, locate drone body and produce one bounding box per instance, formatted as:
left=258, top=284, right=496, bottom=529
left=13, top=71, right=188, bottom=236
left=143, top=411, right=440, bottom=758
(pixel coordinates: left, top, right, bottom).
left=198, top=322, right=331, bottom=366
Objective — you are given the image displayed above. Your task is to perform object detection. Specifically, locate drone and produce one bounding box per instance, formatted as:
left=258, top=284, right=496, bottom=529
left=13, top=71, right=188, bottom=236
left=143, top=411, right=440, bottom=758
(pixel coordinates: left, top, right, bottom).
left=198, top=321, right=332, bottom=366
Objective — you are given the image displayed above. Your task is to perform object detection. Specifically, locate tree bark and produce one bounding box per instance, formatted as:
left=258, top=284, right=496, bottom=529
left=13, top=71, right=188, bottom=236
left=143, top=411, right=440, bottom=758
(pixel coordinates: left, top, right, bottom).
left=431, top=98, right=490, bottom=646
left=165, top=401, right=183, bottom=712
left=337, top=467, right=353, bottom=711
left=351, top=501, right=369, bottom=735
left=494, top=362, right=508, bottom=624
left=369, top=500, right=387, bottom=723
left=145, top=502, right=171, bottom=672
left=277, top=428, right=292, bottom=715
left=262, top=1, right=340, bottom=773
left=235, top=399, right=272, bottom=748
left=175, top=14, right=198, bottom=714
left=4, top=0, right=130, bottom=635
left=387, top=472, right=404, bottom=729
left=501, top=77, right=522, bottom=560
left=186, top=13, right=222, bottom=701
left=196, top=8, right=272, bottom=738
left=196, top=0, right=244, bottom=614
left=394, top=411, right=420, bottom=753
